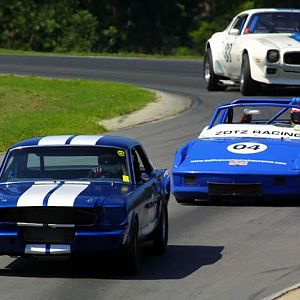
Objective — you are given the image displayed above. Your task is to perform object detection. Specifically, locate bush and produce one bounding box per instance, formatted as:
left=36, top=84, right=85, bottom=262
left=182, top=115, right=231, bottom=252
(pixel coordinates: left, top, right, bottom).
left=56, top=10, right=98, bottom=52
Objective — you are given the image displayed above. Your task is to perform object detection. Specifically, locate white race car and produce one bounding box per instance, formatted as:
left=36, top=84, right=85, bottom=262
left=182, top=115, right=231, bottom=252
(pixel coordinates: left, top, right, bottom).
left=204, top=8, right=300, bottom=95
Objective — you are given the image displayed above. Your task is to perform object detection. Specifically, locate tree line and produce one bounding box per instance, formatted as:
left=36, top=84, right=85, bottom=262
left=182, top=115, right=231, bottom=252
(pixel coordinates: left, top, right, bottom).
left=0, top=0, right=299, bottom=55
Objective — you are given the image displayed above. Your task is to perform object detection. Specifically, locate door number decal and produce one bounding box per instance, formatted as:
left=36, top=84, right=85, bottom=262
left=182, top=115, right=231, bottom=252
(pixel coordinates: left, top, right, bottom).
left=224, top=43, right=232, bottom=63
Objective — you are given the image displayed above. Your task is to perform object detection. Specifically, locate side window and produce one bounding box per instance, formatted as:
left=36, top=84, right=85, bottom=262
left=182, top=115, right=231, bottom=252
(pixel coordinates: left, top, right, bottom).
left=230, top=15, right=248, bottom=34
left=131, top=146, right=153, bottom=184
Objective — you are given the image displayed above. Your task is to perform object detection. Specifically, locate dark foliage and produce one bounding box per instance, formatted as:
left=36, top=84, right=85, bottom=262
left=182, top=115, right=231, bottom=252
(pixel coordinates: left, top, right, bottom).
left=0, top=0, right=299, bottom=54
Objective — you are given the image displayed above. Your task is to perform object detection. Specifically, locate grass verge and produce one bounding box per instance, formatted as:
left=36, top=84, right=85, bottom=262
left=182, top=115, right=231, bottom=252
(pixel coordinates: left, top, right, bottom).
left=0, top=48, right=202, bottom=60
left=0, top=75, right=155, bottom=151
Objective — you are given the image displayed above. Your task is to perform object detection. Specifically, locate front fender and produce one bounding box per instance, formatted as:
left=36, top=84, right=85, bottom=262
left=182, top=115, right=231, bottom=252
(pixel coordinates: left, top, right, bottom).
left=206, top=32, right=227, bottom=75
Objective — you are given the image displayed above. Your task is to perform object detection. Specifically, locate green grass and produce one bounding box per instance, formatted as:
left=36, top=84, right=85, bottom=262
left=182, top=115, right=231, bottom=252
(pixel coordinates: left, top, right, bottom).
left=0, top=48, right=202, bottom=60
left=0, top=75, right=155, bottom=151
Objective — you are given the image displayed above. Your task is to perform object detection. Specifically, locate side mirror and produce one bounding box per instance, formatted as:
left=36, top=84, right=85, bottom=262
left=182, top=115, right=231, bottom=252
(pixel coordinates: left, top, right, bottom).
left=141, top=172, right=151, bottom=182
left=229, top=28, right=240, bottom=36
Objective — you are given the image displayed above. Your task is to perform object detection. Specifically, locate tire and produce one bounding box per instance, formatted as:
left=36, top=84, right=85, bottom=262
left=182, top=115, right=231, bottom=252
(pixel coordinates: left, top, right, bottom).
left=151, top=204, right=168, bottom=254
left=203, top=48, right=226, bottom=91
left=240, top=53, right=259, bottom=96
left=123, top=220, right=140, bottom=274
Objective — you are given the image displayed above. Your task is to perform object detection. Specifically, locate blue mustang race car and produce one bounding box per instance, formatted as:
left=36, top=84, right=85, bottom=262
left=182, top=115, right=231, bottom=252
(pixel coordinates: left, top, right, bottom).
left=172, top=97, right=300, bottom=203
left=0, top=135, right=170, bottom=273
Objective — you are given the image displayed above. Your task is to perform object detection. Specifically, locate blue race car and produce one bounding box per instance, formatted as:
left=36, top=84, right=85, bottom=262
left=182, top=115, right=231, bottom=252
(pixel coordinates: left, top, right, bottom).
left=0, top=135, right=170, bottom=273
left=172, top=97, right=300, bottom=203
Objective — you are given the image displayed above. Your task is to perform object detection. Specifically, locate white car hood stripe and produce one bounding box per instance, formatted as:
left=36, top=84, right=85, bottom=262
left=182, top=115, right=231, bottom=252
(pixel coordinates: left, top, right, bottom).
left=17, top=183, right=58, bottom=207
left=47, top=183, right=89, bottom=207
left=25, top=244, right=71, bottom=254
left=69, top=135, right=103, bottom=145
left=25, top=244, right=46, bottom=254
left=50, top=244, right=71, bottom=254
left=38, top=135, right=72, bottom=145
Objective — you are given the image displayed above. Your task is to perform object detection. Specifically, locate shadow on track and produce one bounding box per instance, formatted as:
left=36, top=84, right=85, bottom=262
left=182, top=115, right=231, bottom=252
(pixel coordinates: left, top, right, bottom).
left=182, top=198, right=300, bottom=208
left=226, top=86, right=300, bottom=97
left=0, top=245, right=223, bottom=280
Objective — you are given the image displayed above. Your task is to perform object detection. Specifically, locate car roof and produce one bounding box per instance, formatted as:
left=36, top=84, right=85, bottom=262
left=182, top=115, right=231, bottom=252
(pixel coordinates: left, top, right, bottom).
left=10, top=135, right=140, bottom=150
left=238, top=8, right=300, bottom=16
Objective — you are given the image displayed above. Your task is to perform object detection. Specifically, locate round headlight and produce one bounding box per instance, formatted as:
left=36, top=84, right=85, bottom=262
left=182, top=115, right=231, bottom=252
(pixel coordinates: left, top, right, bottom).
left=267, top=50, right=280, bottom=63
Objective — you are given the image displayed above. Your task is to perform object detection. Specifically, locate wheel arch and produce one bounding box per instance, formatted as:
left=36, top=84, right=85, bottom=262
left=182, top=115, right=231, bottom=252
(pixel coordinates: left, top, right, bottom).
left=241, top=48, right=265, bottom=83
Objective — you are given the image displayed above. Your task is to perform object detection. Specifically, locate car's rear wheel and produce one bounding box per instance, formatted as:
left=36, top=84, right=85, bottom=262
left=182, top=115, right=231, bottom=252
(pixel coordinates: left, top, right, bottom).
left=123, top=220, right=140, bottom=274
left=151, top=204, right=168, bottom=254
left=240, top=53, right=259, bottom=96
left=204, top=48, right=226, bottom=91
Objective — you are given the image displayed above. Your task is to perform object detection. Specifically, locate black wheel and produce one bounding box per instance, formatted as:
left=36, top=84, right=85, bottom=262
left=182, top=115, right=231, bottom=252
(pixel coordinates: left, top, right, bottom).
left=151, top=204, right=168, bottom=254
left=240, top=53, right=259, bottom=96
left=203, top=48, right=226, bottom=91
left=122, top=220, right=140, bottom=274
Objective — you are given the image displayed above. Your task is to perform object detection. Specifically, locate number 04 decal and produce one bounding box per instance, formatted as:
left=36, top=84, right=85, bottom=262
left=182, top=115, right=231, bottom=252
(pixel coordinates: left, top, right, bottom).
left=227, top=142, right=267, bottom=154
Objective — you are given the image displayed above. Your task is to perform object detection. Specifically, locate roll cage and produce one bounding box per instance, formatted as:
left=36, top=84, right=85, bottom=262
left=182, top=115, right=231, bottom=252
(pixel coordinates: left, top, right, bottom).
left=208, top=97, right=300, bottom=129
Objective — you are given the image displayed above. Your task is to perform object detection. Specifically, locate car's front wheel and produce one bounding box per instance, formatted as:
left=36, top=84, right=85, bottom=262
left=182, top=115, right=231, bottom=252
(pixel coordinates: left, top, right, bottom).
left=151, top=204, right=168, bottom=254
left=203, top=48, right=226, bottom=91
left=122, top=220, right=140, bottom=274
left=240, top=53, right=259, bottom=96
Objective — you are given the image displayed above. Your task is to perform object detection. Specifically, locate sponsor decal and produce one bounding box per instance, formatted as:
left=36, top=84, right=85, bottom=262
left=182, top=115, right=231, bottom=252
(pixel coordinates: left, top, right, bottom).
left=214, top=129, right=300, bottom=138
left=121, top=186, right=129, bottom=193
left=229, top=160, right=248, bottom=166
left=190, top=158, right=287, bottom=166
left=122, top=175, right=130, bottom=182
left=227, top=142, right=267, bottom=154
left=117, top=150, right=125, bottom=157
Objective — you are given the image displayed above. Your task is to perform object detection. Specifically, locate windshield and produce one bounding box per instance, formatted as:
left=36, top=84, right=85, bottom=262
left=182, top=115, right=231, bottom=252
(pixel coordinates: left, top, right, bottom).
left=0, top=146, right=130, bottom=183
left=246, top=12, right=300, bottom=34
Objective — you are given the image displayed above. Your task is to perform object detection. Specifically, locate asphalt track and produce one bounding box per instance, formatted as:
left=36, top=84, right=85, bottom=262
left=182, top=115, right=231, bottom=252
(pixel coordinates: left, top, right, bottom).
left=1, top=54, right=300, bottom=300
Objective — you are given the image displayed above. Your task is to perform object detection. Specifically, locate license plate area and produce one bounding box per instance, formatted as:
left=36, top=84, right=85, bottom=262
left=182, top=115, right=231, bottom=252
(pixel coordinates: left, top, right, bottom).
left=208, top=182, right=261, bottom=197
left=21, top=227, right=75, bottom=244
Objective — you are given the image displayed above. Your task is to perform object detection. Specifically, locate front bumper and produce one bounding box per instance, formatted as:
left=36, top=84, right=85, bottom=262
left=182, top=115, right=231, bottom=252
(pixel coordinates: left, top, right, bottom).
left=0, top=227, right=127, bottom=256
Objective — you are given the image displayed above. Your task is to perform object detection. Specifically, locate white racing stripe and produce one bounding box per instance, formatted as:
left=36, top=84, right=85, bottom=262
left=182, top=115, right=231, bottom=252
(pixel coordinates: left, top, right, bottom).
left=47, top=183, right=89, bottom=207
left=25, top=244, right=46, bottom=254
left=69, top=135, right=103, bottom=145
left=38, top=135, right=72, bottom=145
left=17, top=183, right=58, bottom=207
left=50, top=245, right=71, bottom=254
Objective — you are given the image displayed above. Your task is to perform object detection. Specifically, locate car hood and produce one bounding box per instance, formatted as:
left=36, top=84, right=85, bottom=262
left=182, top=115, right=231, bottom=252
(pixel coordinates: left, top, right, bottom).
left=0, top=181, right=134, bottom=208
left=251, top=33, right=300, bottom=49
left=174, top=137, right=300, bottom=175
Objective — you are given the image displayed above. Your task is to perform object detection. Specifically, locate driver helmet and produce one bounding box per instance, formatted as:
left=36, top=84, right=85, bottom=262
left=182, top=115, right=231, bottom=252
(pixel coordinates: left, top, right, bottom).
left=291, top=107, right=300, bottom=125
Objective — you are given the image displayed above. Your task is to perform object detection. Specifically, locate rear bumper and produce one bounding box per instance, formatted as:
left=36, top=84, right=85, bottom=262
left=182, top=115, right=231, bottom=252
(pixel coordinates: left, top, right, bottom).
left=172, top=173, right=300, bottom=201
left=0, top=228, right=127, bottom=256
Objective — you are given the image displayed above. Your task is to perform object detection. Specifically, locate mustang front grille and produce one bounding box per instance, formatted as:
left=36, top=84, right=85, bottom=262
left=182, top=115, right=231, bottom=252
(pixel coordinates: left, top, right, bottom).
left=0, top=207, right=98, bottom=225
left=208, top=182, right=261, bottom=197
left=284, top=52, right=300, bottom=65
